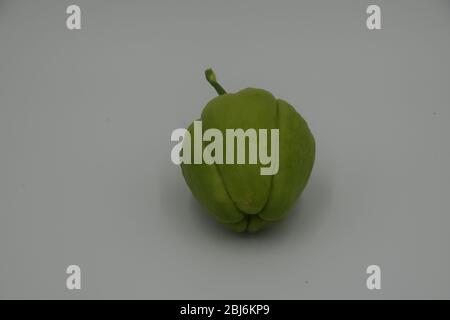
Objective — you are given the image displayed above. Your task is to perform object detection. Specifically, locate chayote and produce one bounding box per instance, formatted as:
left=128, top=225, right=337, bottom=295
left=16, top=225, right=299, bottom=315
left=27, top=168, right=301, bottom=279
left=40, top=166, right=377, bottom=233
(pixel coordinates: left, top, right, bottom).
left=180, top=69, right=315, bottom=232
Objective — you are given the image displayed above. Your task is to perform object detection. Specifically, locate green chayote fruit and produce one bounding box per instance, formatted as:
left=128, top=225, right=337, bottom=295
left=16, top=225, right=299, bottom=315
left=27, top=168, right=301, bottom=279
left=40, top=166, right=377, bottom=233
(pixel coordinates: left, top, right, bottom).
left=180, top=69, right=315, bottom=232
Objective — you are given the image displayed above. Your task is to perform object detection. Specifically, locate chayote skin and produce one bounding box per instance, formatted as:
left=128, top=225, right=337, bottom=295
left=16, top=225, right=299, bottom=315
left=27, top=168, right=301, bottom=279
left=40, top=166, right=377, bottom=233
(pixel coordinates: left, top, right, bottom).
left=180, top=69, right=315, bottom=232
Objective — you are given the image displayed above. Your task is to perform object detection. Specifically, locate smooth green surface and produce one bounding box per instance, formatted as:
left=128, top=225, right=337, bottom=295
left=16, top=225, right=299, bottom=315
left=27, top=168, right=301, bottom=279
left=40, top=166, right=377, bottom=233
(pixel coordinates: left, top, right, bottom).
left=181, top=70, right=315, bottom=232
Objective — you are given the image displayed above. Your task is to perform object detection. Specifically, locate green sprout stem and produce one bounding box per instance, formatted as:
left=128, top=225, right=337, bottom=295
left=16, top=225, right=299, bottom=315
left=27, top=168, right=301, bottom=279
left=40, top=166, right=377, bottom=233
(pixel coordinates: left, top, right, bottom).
left=205, top=68, right=227, bottom=96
